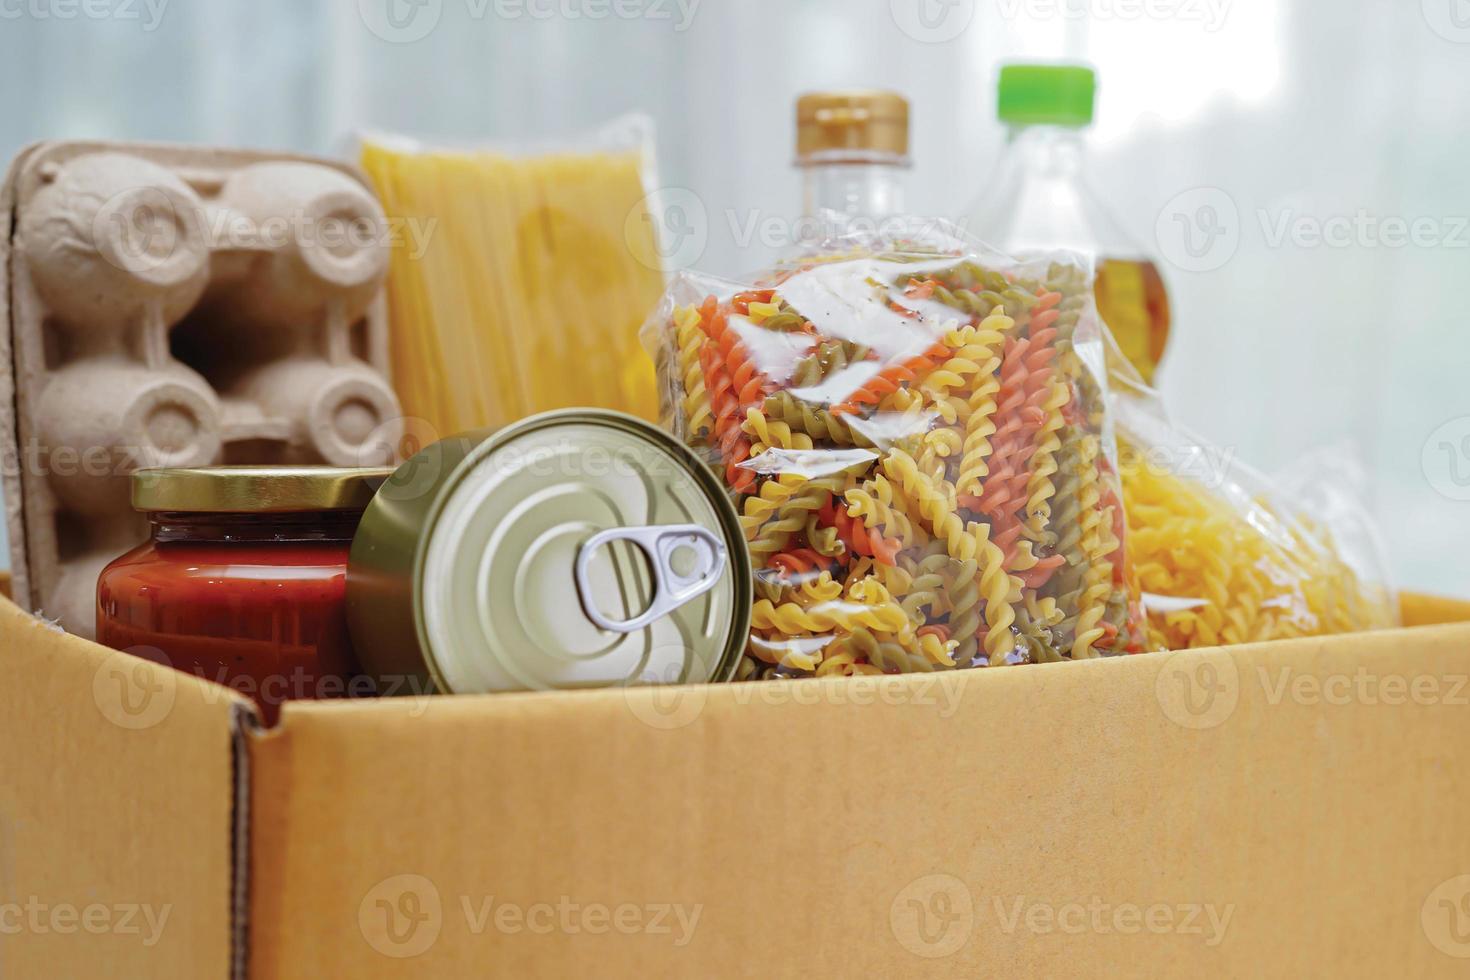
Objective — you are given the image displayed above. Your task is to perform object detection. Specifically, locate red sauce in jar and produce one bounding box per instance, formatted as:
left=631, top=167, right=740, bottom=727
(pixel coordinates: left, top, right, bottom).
left=96, top=468, right=388, bottom=725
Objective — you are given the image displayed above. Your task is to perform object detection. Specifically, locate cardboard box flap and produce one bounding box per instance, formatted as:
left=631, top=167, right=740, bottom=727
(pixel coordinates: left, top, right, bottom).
left=0, top=594, right=250, bottom=979
left=3, top=574, right=1468, bottom=977
left=247, top=621, right=1470, bottom=978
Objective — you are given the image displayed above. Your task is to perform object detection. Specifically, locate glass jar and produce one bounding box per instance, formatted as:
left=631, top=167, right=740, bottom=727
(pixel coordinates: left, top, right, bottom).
left=96, top=466, right=390, bottom=725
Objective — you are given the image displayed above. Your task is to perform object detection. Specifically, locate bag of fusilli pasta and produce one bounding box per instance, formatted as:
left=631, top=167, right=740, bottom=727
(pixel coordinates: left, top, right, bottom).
left=642, top=233, right=1148, bottom=680
left=1113, top=386, right=1399, bottom=651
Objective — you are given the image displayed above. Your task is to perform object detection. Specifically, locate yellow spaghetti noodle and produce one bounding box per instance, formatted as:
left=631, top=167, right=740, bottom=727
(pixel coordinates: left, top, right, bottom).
left=360, top=136, right=662, bottom=435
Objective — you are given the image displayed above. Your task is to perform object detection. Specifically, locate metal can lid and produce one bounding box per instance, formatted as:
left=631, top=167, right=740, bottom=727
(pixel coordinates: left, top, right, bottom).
left=349, top=410, right=751, bottom=694
left=133, top=465, right=393, bottom=513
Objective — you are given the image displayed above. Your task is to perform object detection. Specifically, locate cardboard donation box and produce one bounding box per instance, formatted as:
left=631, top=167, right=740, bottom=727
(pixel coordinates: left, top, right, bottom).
left=3, top=577, right=1470, bottom=979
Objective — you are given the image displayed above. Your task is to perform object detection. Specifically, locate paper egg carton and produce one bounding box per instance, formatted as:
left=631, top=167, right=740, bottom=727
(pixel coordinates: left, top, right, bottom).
left=0, top=141, right=403, bottom=637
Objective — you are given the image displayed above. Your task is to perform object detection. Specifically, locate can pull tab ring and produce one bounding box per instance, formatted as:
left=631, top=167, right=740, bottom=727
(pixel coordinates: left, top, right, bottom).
left=575, top=524, right=728, bottom=634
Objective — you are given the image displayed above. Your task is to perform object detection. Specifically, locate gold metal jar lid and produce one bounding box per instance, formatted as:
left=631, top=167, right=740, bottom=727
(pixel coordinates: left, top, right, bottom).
left=132, top=466, right=394, bottom=513
left=796, top=90, right=910, bottom=162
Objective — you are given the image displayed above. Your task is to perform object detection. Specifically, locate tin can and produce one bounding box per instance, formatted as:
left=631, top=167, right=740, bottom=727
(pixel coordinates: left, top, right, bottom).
left=346, top=410, right=751, bottom=695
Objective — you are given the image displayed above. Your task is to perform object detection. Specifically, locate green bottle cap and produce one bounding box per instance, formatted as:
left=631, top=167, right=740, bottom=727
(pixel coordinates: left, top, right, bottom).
left=997, top=64, right=1096, bottom=127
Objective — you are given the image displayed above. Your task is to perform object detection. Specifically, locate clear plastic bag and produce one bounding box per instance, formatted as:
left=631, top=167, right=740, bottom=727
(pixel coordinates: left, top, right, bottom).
left=642, top=232, right=1147, bottom=679
left=1113, top=383, right=1399, bottom=650
left=358, top=116, right=664, bottom=436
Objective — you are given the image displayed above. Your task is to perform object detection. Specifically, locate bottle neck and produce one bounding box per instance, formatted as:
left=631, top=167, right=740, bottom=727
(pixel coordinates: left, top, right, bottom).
left=967, top=123, right=1120, bottom=254
left=1004, top=124, right=1087, bottom=178
left=149, top=511, right=363, bottom=545
left=798, top=154, right=908, bottom=227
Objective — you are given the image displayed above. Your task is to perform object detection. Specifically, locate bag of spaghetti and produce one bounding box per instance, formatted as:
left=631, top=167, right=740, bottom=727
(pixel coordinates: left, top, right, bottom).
left=1111, top=380, right=1398, bottom=650
left=642, top=232, right=1148, bottom=680
left=358, top=116, right=664, bottom=437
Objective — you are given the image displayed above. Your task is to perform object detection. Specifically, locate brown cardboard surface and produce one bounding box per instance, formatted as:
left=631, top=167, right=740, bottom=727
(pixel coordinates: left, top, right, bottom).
left=3, top=582, right=1468, bottom=976
left=0, top=592, right=248, bottom=979
left=248, top=619, right=1470, bottom=978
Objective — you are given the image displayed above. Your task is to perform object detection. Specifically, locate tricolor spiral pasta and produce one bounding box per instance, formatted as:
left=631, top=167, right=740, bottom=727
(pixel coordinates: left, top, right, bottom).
left=1021, top=376, right=1070, bottom=544
left=742, top=406, right=813, bottom=454
left=762, top=391, right=873, bottom=448
left=758, top=569, right=845, bottom=607
left=844, top=476, right=930, bottom=552
left=751, top=594, right=911, bottom=635
left=956, top=309, right=1010, bottom=494
left=746, top=473, right=850, bottom=564
left=674, top=305, right=713, bottom=441
left=648, top=247, right=1145, bottom=678
left=790, top=339, right=870, bottom=388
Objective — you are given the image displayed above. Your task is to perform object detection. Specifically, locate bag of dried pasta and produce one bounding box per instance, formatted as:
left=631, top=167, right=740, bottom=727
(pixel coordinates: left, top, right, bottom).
left=642, top=233, right=1147, bottom=680
left=1113, top=387, right=1398, bottom=650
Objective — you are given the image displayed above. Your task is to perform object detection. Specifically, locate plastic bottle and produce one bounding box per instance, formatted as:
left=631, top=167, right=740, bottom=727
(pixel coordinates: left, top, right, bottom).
left=965, top=64, right=1171, bottom=383
left=794, top=91, right=910, bottom=243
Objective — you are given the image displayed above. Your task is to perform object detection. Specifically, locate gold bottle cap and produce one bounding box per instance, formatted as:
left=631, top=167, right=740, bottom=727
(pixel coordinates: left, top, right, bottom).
left=132, top=466, right=393, bottom=513
left=796, top=91, right=910, bottom=163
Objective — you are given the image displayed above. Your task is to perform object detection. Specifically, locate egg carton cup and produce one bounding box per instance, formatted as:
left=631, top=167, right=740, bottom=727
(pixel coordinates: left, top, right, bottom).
left=1, top=141, right=404, bottom=637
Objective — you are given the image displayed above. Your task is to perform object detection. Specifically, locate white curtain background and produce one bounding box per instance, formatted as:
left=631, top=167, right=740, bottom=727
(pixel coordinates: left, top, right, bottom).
left=1, top=0, right=1466, bottom=597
